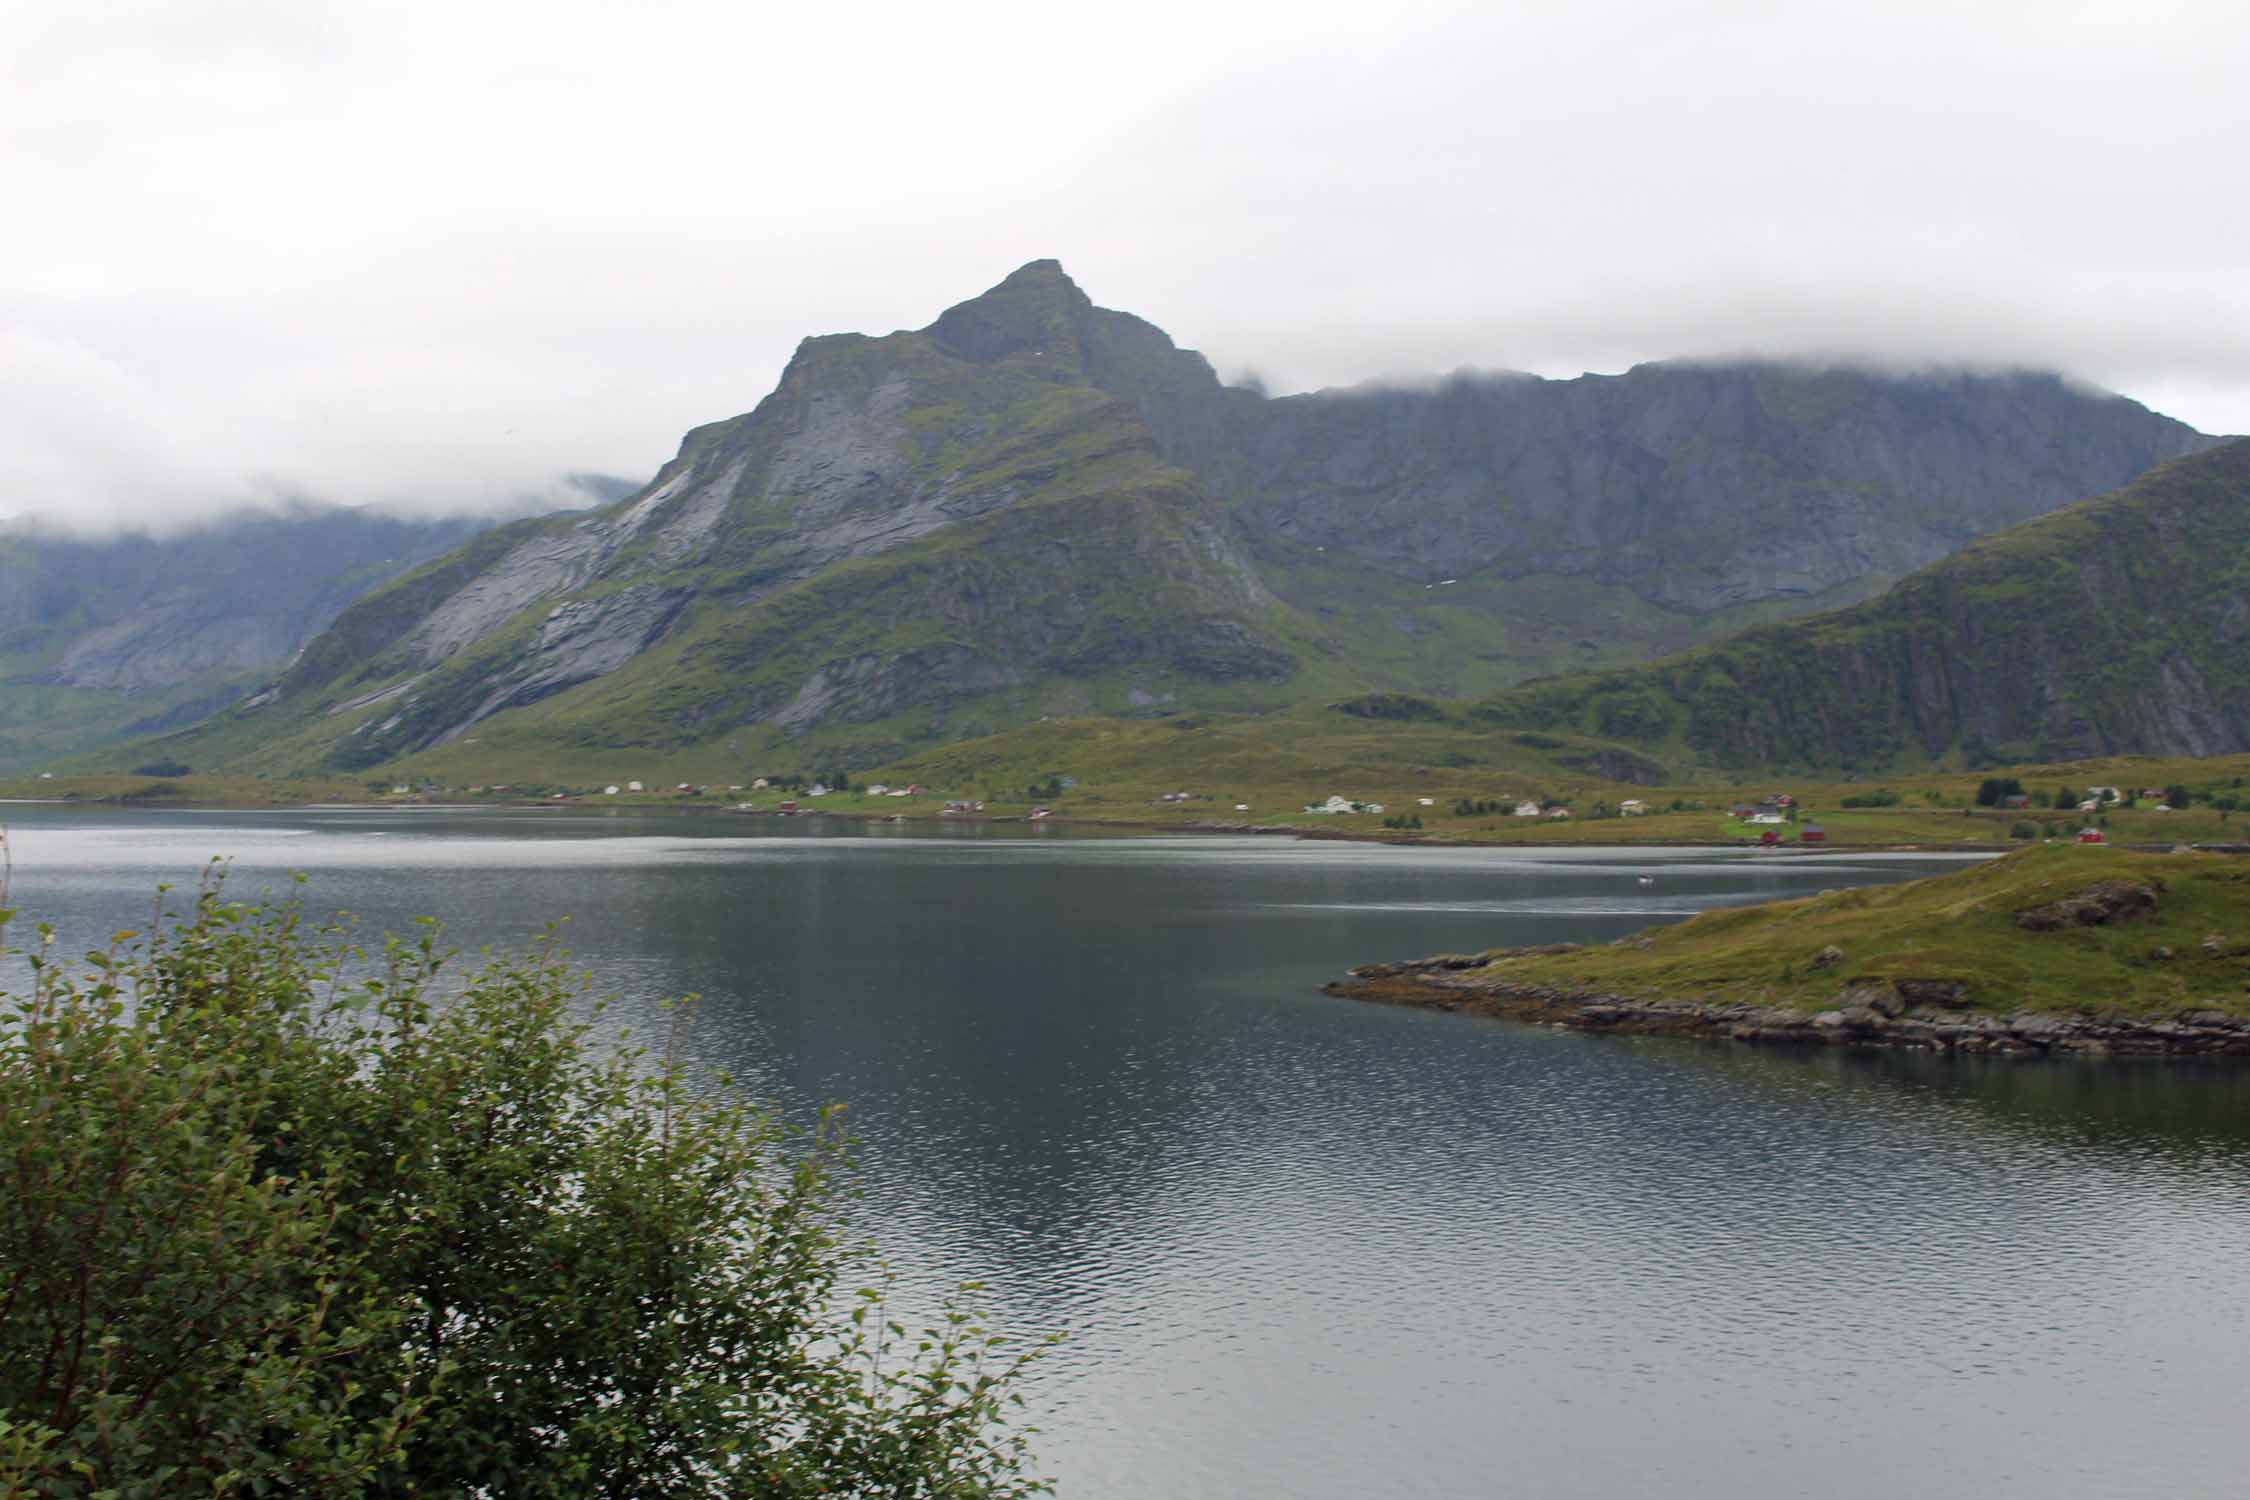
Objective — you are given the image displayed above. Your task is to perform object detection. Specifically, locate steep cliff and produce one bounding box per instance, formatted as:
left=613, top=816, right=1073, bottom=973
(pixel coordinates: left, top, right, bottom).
left=1182, top=363, right=2214, bottom=609
left=1478, top=440, right=2250, bottom=768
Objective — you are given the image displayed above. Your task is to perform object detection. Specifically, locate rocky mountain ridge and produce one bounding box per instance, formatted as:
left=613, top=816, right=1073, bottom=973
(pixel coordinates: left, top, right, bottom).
left=127, top=261, right=2225, bottom=778
left=177, top=266, right=1313, bottom=775
left=1200, top=362, right=2214, bottom=610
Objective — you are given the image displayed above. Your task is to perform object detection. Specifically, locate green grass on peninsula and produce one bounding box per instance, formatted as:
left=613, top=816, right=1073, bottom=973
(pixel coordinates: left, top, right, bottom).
left=1460, top=845, right=2250, bottom=1019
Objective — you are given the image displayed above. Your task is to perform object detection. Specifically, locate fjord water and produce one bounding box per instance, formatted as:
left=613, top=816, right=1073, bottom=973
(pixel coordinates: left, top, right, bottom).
left=6, top=808, right=2248, bottom=1499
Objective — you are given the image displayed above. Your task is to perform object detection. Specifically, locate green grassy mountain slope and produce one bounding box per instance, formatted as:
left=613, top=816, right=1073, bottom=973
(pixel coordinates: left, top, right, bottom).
left=1477, top=439, right=2250, bottom=770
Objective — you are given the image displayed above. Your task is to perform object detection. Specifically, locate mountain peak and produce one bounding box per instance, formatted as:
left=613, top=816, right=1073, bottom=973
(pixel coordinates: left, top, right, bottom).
left=924, top=259, right=1094, bottom=364
left=996, top=257, right=1072, bottom=286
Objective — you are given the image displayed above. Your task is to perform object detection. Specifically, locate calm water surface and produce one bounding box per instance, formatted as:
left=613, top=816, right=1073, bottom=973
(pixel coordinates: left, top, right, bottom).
left=5, top=806, right=2248, bottom=1499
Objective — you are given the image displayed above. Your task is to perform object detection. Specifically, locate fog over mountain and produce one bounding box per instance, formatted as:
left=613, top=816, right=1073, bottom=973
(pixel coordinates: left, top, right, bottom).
left=6, top=0, right=2246, bottom=530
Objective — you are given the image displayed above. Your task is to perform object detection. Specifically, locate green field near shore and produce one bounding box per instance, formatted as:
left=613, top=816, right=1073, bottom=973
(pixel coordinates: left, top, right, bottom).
left=9, top=714, right=2250, bottom=856
left=1448, top=845, right=2250, bottom=1019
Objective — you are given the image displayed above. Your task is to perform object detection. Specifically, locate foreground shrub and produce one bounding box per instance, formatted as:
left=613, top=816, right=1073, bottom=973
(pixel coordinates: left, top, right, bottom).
left=0, top=868, right=1047, bottom=1498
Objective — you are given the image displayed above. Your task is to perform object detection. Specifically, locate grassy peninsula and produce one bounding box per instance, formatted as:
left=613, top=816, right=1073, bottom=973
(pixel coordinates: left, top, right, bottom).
left=1332, top=845, right=2250, bottom=1054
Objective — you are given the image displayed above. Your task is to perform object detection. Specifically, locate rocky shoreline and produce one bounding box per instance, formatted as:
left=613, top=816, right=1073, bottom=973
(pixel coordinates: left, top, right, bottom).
left=1326, top=951, right=2250, bottom=1057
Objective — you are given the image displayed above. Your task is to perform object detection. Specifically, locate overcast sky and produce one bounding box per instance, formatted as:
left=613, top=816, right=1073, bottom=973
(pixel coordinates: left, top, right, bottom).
left=7, top=0, right=2247, bottom=530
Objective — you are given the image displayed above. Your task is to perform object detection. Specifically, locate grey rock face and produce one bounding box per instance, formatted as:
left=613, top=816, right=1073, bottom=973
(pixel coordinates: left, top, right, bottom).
left=2014, top=881, right=2161, bottom=931
left=441, top=586, right=694, bottom=739
left=771, top=646, right=1027, bottom=734
left=1128, top=361, right=2218, bottom=612
left=399, top=523, right=612, bottom=667
left=54, top=600, right=308, bottom=692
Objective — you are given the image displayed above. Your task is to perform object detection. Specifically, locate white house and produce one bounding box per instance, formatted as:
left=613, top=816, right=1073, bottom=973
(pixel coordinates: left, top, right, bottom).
left=604, top=785, right=620, bottom=796
left=1417, top=797, right=1435, bottom=807
left=1547, top=806, right=1572, bottom=820
left=627, top=780, right=644, bottom=792
left=1619, top=799, right=1648, bottom=816
left=1749, top=810, right=1786, bottom=825
left=1304, top=795, right=1358, bottom=815
left=1513, top=800, right=1543, bottom=818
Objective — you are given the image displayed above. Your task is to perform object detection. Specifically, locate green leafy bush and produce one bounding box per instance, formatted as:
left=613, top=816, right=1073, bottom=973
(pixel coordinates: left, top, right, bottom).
left=0, top=871, right=1049, bottom=1498
left=1591, top=691, right=1670, bottom=741
left=1330, top=693, right=1445, bottom=722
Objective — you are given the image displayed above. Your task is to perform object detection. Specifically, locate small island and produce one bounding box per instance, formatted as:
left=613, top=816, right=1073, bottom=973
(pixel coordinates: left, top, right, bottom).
left=1329, top=845, right=2250, bottom=1055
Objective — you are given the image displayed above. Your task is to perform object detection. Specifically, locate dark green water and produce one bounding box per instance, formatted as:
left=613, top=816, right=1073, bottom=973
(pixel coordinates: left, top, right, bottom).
left=5, top=806, right=2248, bottom=1498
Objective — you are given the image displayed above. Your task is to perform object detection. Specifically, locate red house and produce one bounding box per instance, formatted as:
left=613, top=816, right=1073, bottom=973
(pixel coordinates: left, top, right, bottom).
left=2077, top=826, right=2106, bottom=843
left=1799, top=824, right=1827, bottom=842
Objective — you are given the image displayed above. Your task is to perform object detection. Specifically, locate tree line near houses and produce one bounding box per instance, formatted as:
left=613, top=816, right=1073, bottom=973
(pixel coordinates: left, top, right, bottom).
left=1972, top=776, right=2239, bottom=811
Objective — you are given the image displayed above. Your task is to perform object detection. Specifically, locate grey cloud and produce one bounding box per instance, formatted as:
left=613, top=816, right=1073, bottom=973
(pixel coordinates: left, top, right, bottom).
left=5, top=0, right=2246, bottom=530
